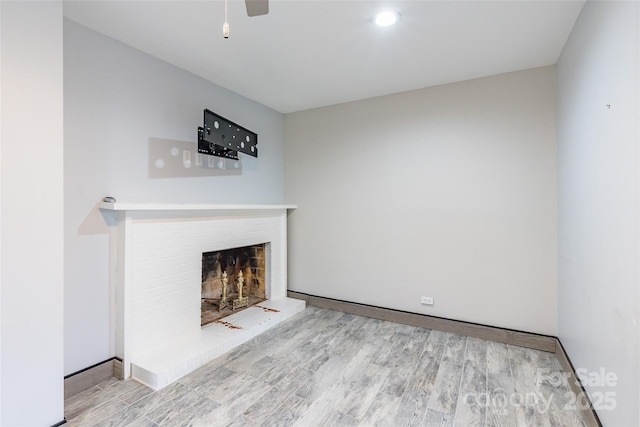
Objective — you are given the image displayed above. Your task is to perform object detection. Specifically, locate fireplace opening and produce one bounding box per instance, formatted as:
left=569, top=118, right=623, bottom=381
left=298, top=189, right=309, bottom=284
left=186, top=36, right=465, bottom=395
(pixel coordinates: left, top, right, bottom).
left=201, top=243, right=267, bottom=326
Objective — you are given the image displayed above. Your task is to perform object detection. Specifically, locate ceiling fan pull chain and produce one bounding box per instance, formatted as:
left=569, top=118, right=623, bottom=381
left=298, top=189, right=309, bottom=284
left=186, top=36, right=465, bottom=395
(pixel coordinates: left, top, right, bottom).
left=223, top=0, right=230, bottom=38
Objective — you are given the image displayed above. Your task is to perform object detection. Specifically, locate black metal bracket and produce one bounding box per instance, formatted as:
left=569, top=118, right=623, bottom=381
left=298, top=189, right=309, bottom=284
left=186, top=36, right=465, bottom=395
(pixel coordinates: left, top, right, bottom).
left=198, top=127, right=239, bottom=159
left=198, top=109, right=258, bottom=158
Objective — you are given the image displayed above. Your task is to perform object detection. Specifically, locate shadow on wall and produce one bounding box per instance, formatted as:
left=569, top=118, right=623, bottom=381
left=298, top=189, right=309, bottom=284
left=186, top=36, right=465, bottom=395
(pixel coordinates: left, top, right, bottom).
left=80, top=205, right=112, bottom=235
left=149, top=137, right=243, bottom=178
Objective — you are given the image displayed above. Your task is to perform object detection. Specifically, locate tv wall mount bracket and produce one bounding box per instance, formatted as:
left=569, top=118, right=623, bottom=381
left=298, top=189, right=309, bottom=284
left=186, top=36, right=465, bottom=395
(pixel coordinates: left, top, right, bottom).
left=198, top=109, right=258, bottom=159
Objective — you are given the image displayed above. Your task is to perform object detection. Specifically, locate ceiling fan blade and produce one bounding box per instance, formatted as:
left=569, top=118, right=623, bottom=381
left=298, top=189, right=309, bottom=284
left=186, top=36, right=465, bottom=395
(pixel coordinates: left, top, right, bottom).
left=245, top=0, right=269, bottom=17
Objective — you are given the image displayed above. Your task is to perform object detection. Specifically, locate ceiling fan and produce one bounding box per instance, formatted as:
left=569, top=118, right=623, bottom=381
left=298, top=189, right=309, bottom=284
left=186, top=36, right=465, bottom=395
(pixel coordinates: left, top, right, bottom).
left=245, top=0, right=269, bottom=17
left=223, top=0, right=268, bottom=38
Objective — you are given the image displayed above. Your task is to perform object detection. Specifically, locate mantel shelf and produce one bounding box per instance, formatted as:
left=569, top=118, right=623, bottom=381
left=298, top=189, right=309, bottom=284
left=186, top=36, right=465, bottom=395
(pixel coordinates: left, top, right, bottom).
left=98, top=202, right=297, bottom=212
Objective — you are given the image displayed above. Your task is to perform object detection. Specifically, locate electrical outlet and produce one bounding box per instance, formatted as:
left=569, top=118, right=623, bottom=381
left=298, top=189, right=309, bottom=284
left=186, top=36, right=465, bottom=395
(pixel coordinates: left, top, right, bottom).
left=421, top=296, right=434, bottom=305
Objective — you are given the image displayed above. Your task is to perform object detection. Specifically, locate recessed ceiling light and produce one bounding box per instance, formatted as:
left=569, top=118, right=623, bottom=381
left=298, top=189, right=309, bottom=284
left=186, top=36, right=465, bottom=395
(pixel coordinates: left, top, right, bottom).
left=374, top=10, right=399, bottom=27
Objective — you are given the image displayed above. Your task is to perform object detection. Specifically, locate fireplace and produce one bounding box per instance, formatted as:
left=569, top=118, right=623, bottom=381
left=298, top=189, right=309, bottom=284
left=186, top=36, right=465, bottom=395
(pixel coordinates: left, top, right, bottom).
left=201, top=243, right=267, bottom=325
left=99, top=203, right=304, bottom=389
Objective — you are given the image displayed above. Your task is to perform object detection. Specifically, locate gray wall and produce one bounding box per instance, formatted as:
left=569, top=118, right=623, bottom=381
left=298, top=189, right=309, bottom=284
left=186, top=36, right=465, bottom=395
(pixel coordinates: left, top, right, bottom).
left=285, top=66, right=558, bottom=335
left=557, top=2, right=639, bottom=426
left=1, top=2, right=64, bottom=425
left=64, top=20, right=285, bottom=375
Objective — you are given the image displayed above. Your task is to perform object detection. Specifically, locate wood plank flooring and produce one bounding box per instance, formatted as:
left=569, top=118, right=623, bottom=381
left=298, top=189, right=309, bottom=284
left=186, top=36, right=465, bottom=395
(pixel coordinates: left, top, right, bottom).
left=65, top=307, right=586, bottom=426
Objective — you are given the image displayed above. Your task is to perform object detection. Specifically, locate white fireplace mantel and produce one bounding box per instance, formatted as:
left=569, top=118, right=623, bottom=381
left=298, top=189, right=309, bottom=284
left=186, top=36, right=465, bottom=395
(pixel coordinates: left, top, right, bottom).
left=100, top=202, right=303, bottom=389
left=98, top=202, right=297, bottom=212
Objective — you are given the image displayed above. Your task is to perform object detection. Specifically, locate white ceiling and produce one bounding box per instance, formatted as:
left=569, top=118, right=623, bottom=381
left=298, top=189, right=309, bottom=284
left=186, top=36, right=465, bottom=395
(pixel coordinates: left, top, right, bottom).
left=63, top=0, right=585, bottom=113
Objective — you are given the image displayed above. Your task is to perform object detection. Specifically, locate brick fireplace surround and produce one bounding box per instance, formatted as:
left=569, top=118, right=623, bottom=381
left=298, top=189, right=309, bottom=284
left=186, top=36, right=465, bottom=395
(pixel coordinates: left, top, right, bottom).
left=99, top=202, right=304, bottom=390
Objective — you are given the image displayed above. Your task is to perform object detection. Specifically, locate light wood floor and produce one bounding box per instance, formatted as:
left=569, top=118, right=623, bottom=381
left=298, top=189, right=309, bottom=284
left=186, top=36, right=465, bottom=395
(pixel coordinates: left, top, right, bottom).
left=65, top=307, right=585, bottom=426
